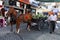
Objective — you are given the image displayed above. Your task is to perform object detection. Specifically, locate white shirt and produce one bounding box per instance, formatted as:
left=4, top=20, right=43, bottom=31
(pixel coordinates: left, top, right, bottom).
left=48, top=15, right=57, bottom=21
left=52, top=8, right=59, bottom=13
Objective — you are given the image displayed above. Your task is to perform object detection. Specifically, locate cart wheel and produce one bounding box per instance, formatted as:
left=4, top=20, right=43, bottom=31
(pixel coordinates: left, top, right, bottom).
left=38, top=27, right=41, bottom=31
left=38, top=22, right=41, bottom=31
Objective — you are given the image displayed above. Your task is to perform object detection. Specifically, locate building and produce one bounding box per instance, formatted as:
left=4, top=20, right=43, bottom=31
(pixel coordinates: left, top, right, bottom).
left=4, top=0, right=31, bottom=14
left=38, top=0, right=60, bottom=2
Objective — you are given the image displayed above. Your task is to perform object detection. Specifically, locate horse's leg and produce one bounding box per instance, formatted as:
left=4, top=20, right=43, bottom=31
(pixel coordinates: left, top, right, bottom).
left=7, top=17, right=10, bottom=26
left=16, top=20, right=20, bottom=33
left=27, top=22, right=31, bottom=31
left=10, top=22, right=13, bottom=32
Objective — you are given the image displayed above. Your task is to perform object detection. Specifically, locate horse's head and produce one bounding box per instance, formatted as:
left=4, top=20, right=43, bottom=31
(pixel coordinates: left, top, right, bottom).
left=24, top=11, right=32, bottom=22
left=1, top=8, right=5, bottom=17
left=1, top=8, right=5, bottom=11
left=9, top=6, right=15, bottom=13
left=7, top=6, right=17, bottom=18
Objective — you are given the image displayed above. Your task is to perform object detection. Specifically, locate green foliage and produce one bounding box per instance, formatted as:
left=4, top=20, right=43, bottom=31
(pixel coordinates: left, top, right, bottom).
left=32, top=13, right=48, bottom=19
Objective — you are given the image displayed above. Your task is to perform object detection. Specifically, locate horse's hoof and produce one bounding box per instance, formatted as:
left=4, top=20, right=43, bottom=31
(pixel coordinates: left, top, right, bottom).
left=16, top=29, right=20, bottom=34
left=27, top=28, right=30, bottom=31
left=16, top=31, right=20, bottom=34
left=10, top=29, right=13, bottom=32
left=17, top=32, right=19, bottom=34
left=14, top=31, right=19, bottom=34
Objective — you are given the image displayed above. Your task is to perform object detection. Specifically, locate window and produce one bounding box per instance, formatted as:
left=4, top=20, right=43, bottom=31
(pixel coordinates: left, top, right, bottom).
left=20, top=3, right=24, bottom=8
left=31, top=9, right=36, bottom=13
left=9, top=0, right=16, bottom=6
left=26, top=5, right=31, bottom=9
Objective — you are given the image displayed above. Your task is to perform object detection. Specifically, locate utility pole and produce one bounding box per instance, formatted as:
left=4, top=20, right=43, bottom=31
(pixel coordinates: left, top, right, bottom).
left=23, top=4, right=26, bottom=14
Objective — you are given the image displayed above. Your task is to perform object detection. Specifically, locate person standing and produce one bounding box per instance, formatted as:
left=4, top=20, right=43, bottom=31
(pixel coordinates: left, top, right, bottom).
left=52, top=6, right=59, bottom=15
left=48, top=11, right=57, bottom=34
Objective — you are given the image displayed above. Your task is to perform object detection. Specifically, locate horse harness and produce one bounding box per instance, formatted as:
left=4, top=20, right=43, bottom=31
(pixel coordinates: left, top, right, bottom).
left=10, top=13, right=16, bottom=24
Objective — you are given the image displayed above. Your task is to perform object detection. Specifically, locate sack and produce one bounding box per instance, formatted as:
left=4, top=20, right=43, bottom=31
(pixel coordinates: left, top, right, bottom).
left=55, top=24, right=59, bottom=29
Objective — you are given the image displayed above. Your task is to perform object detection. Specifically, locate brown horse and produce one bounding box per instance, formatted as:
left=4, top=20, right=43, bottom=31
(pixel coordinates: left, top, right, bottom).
left=16, top=11, right=32, bottom=33
left=7, top=7, right=17, bottom=32
left=7, top=7, right=32, bottom=33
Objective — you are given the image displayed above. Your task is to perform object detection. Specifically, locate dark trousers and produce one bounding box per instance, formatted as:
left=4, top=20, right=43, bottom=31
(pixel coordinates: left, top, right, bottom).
left=50, top=21, right=56, bottom=33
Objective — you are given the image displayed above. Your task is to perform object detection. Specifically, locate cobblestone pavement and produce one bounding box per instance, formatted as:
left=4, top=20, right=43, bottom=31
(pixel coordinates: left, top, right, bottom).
left=0, top=22, right=60, bottom=40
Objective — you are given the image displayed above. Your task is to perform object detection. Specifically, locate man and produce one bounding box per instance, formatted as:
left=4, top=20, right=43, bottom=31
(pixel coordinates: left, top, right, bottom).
left=48, top=11, right=57, bottom=34
left=52, top=6, right=59, bottom=15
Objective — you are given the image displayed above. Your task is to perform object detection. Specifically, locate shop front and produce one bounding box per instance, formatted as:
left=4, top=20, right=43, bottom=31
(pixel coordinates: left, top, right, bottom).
left=4, top=0, right=37, bottom=14
left=18, top=0, right=30, bottom=14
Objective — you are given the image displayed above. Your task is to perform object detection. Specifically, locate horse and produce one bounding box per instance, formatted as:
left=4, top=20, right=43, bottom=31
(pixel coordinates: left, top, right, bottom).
left=1, top=8, right=6, bottom=17
left=7, top=6, right=32, bottom=33
left=16, top=11, right=32, bottom=33
left=0, top=8, right=9, bottom=21
left=7, top=6, right=17, bottom=32
left=0, top=8, right=7, bottom=27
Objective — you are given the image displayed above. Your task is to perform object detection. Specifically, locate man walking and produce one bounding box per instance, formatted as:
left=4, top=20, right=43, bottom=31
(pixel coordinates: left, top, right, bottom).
left=48, top=11, right=57, bottom=34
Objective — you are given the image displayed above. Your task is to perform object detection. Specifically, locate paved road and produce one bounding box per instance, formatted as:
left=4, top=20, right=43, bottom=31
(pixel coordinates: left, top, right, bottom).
left=0, top=22, right=60, bottom=40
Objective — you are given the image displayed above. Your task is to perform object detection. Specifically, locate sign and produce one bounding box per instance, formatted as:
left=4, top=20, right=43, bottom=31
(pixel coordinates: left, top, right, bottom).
left=19, top=0, right=30, bottom=4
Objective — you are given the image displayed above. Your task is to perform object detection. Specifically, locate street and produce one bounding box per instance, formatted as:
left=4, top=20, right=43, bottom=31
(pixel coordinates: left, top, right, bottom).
left=0, top=0, right=60, bottom=40
left=0, top=22, right=60, bottom=40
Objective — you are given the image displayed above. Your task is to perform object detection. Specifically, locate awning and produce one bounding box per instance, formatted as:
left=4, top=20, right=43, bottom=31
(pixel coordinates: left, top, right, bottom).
left=19, top=0, right=30, bottom=4
left=4, top=5, right=24, bottom=10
